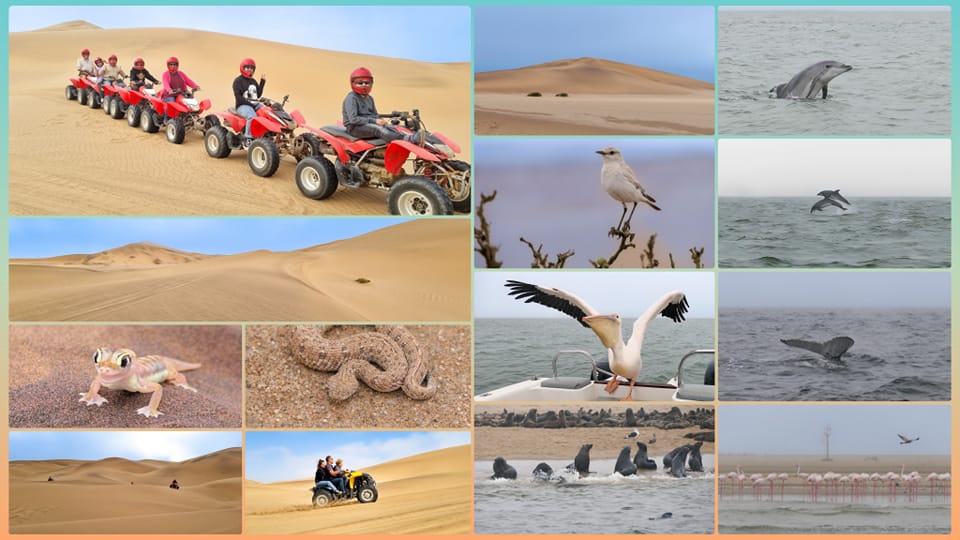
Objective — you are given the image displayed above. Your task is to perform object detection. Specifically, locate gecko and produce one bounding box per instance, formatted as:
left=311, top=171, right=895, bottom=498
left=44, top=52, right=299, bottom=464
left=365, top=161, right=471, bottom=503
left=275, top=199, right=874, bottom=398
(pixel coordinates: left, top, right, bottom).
left=78, top=347, right=201, bottom=418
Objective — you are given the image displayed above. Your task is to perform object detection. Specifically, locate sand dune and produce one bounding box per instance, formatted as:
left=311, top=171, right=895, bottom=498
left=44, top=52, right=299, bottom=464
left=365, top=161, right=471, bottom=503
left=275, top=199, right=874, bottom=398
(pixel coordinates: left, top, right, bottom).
left=245, top=445, right=471, bottom=535
left=9, top=219, right=470, bottom=322
left=475, top=57, right=714, bottom=135
left=10, top=447, right=242, bottom=534
left=9, top=21, right=471, bottom=216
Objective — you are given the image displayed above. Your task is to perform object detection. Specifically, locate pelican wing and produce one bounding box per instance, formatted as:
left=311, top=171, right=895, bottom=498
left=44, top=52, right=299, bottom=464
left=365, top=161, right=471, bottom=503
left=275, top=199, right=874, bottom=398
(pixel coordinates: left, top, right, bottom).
left=625, top=291, right=689, bottom=351
left=504, top=280, right=598, bottom=328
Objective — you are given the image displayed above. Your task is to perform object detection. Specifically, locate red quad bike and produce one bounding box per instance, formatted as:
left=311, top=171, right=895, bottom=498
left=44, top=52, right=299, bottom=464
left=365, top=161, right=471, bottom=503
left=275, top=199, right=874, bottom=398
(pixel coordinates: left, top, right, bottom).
left=204, top=95, right=321, bottom=177
left=99, top=78, right=130, bottom=119
left=296, top=109, right=471, bottom=216
left=65, top=72, right=102, bottom=108
left=117, top=85, right=156, bottom=127
left=139, top=89, right=217, bottom=143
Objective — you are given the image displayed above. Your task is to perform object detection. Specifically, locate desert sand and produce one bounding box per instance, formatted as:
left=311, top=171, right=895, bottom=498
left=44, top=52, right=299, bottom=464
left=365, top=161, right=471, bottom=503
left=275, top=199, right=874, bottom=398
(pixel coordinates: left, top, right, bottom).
left=9, top=447, right=242, bottom=534
left=475, top=58, right=714, bottom=135
left=9, top=219, right=470, bottom=322
left=9, top=20, right=471, bottom=216
left=9, top=325, right=242, bottom=428
left=245, top=445, right=471, bottom=535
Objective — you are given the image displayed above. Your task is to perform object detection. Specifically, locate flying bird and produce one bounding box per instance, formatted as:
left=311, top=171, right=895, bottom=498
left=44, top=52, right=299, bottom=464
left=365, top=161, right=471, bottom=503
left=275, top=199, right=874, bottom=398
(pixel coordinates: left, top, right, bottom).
left=596, top=146, right=661, bottom=232
left=811, top=189, right=851, bottom=213
left=897, top=434, right=919, bottom=445
left=504, top=279, right=689, bottom=400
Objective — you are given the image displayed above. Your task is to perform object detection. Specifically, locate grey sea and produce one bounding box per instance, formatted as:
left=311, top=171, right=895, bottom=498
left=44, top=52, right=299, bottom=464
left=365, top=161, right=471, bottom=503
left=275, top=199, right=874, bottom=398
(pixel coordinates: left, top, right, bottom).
left=718, top=9, right=951, bottom=135
left=474, top=318, right=715, bottom=395
left=718, top=308, right=951, bottom=401
left=719, top=197, right=950, bottom=268
left=720, top=497, right=950, bottom=534
left=475, top=459, right=715, bottom=535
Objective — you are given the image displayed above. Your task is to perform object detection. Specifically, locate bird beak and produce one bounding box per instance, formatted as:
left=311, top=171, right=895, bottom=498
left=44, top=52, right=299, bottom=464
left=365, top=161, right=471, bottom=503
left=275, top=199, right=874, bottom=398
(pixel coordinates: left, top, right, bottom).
left=583, top=314, right=621, bottom=349
left=595, top=150, right=604, bottom=155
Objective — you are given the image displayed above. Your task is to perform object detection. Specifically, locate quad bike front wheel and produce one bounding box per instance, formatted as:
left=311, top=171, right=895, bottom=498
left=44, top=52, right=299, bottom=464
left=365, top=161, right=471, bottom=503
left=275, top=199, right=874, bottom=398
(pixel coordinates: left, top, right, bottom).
left=166, top=117, right=186, bottom=144
left=78, top=87, right=89, bottom=106
left=357, top=486, right=379, bottom=504
left=65, top=85, right=77, bottom=101
left=387, top=176, right=454, bottom=216
left=126, top=104, right=141, bottom=128
left=295, top=156, right=338, bottom=200
left=204, top=126, right=232, bottom=158
left=248, top=138, right=281, bottom=177
left=109, top=97, right=125, bottom=119
left=102, top=96, right=113, bottom=116
left=88, top=89, right=101, bottom=109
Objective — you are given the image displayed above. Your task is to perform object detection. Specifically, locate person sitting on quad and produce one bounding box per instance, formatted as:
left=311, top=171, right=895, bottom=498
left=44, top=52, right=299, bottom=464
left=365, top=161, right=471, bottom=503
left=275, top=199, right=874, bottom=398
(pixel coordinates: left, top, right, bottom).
left=76, top=48, right=94, bottom=76
left=342, top=67, right=422, bottom=144
left=101, top=54, right=127, bottom=88
left=232, top=57, right=266, bottom=141
left=92, top=56, right=106, bottom=83
left=314, top=458, right=342, bottom=495
left=335, top=458, right=350, bottom=475
left=129, top=57, right=159, bottom=91
left=325, top=455, right=346, bottom=494
left=169, top=479, right=180, bottom=490
left=160, top=56, right=201, bottom=122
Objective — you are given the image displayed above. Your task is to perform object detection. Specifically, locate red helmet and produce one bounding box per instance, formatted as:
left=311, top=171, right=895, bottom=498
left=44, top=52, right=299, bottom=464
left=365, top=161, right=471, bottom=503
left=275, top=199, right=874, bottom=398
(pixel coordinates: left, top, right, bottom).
left=350, top=67, right=373, bottom=95
left=240, top=58, right=256, bottom=75
left=133, top=57, right=145, bottom=67
left=81, top=48, right=90, bottom=56
left=108, top=54, right=118, bottom=65
left=94, top=56, right=104, bottom=65
left=166, top=56, right=179, bottom=71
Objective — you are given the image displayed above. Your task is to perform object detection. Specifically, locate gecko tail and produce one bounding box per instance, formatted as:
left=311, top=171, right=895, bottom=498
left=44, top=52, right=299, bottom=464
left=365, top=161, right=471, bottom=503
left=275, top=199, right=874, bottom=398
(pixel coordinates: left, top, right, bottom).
left=148, top=355, right=202, bottom=372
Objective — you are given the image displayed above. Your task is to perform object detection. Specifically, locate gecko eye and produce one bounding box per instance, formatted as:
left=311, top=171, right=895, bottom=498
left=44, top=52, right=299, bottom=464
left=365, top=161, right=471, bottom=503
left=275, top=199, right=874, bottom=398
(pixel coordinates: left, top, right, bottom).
left=93, top=349, right=104, bottom=364
left=118, top=353, right=131, bottom=368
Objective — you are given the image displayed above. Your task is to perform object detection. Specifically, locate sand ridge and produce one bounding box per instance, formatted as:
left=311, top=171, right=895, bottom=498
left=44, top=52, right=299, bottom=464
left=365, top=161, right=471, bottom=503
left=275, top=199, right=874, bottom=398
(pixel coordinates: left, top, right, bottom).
left=9, top=219, right=471, bottom=322
left=9, top=447, right=242, bottom=534
left=244, top=445, right=471, bottom=535
left=9, top=22, right=471, bottom=215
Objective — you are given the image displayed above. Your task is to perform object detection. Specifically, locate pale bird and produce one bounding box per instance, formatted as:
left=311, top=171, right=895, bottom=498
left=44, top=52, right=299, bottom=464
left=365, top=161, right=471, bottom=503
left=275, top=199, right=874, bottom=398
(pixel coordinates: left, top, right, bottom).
left=595, top=146, right=661, bottom=232
left=897, top=433, right=919, bottom=445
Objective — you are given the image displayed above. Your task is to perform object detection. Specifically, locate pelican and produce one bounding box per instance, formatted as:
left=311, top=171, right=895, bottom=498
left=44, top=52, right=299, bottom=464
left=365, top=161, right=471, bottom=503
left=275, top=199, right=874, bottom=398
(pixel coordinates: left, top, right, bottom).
left=504, top=279, right=689, bottom=400
left=897, top=433, right=919, bottom=445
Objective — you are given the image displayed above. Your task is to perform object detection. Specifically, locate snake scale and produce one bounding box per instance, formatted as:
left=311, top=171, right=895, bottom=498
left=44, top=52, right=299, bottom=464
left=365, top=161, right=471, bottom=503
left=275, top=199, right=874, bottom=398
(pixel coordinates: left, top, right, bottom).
left=285, top=325, right=437, bottom=401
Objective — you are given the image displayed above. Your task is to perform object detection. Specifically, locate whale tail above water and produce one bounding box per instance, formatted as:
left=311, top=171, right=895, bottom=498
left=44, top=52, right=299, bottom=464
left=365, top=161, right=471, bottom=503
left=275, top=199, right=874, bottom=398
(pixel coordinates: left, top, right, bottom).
left=780, top=336, right=855, bottom=360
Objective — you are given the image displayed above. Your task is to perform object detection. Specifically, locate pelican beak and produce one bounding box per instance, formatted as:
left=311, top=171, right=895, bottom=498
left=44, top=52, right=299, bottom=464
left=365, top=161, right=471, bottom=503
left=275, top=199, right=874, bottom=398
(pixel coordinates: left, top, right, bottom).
left=583, top=314, right=621, bottom=349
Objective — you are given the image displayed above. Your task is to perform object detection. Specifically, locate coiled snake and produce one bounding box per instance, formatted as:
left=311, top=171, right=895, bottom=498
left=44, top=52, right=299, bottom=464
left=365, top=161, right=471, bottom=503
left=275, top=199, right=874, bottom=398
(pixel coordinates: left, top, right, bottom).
left=285, top=325, right=437, bottom=401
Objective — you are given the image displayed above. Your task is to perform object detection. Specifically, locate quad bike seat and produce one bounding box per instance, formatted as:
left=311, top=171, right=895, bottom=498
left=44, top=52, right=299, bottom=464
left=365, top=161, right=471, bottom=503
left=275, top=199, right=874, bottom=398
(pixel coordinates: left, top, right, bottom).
left=321, top=125, right=386, bottom=146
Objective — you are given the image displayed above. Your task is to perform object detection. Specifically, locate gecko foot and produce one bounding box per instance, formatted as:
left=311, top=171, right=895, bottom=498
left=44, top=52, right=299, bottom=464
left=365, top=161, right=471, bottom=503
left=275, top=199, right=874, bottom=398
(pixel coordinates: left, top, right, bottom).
left=79, top=393, right=108, bottom=406
left=136, top=406, right=163, bottom=418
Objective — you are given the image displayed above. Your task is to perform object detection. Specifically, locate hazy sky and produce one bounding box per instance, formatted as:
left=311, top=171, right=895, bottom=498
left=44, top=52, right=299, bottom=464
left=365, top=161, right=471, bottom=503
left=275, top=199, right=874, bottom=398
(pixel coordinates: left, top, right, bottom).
left=474, top=5, right=715, bottom=82
left=719, top=139, right=951, bottom=197
left=719, top=272, right=951, bottom=309
left=8, top=6, right=470, bottom=63
left=9, top=217, right=408, bottom=258
left=9, top=432, right=241, bottom=462
left=475, top=138, right=715, bottom=268
left=720, top=405, right=950, bottom=455
left=474, top=270, right=715, bottom=319
left=245, top=431, right=470, bottom=483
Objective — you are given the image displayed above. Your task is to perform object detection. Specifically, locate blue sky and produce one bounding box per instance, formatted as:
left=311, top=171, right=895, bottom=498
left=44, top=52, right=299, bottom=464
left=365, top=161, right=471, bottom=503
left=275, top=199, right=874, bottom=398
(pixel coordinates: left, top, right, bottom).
left=474, top=270, right=715, bottom=319
left=8, top=6, right=470, bottom=63
left=719, top=272, right=951, bottom=309
left=720, top=405, right=950, bottom=455
left=9, top=432, right=241, bottom=462
left=474, top=5, right=715, bottom=82
left=245, top=431, right=470, bottom=483
left=9, top=217, right=408, bottom=258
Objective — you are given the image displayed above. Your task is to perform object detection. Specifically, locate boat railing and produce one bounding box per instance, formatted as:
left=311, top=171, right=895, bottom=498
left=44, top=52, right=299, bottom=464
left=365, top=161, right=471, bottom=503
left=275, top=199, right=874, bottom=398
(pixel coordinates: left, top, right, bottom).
left=675, top=349, right=716, bottom=388
left=551, top=349, right=612, bottom=381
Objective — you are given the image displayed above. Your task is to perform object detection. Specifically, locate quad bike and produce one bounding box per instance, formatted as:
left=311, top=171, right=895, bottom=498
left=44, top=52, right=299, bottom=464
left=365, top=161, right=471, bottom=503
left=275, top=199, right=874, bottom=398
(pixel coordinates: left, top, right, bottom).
left=100, top=78, right=130, bottom=119
left=310, top=471, right=379, bottom=507
left=204, top=95, right=321, bottom=177
left=65, top=72, right=101, bottom=108
left=139, top=88, right=217, bottom=143
left=296, top=109, right=471, bottom=216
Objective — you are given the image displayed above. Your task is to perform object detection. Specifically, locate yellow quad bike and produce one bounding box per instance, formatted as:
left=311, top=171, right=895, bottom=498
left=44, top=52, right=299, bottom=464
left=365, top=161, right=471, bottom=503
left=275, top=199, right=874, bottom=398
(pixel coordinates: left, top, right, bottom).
left=311, top=471, right=379, bottom=507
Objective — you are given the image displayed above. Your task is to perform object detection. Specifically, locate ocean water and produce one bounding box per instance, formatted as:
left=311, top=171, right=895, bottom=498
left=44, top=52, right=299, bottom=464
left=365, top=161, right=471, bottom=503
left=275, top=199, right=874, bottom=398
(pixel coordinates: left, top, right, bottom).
left=474, top=318, right=715, bottom=395
left=719, top=497, right=951, bottom=534
left=718, top=10, right=951, bottom=135
left=718, top=308, right=951, bottom=401
left=718, top=198, right=951, bottom=268
left=475, top=458, right=715, bottom=535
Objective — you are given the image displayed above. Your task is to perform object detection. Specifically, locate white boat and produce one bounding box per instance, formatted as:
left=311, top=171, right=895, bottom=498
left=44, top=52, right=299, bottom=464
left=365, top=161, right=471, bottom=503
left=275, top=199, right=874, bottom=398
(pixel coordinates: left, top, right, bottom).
left=475, top=349, right=715, bottom=402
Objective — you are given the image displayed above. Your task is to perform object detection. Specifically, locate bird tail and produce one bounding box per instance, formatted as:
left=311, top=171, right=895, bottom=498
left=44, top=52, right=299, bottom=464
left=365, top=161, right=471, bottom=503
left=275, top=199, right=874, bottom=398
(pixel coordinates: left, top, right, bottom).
left=644, top=199, right=662, bottom=212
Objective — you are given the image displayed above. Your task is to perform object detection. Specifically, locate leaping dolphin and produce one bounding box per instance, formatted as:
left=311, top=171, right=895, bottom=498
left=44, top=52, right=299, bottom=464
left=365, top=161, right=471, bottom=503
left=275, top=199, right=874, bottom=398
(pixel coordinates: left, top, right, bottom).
left=817, top=189, right=850, bottom=205
left=811, top=197, right=847, bottom=213
left=780, top=336, right=855, bottom=360
left=771, top=60, right=853, bottom=99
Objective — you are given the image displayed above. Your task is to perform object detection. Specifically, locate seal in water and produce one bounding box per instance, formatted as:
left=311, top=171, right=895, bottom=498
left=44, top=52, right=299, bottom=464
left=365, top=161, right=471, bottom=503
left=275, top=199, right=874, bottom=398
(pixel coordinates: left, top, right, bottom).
left=574, top=444, right=592, bottom=478
left=780, top=336, right=855, bottom=360
left=770, top=60, right=852, bottom=99
left=633, top=441, right=658, bottom=470
left=614, top=445, right=638, bottom=476
left=491, top=456, right=518, bottom=480
left=687, top=441, right=704, bottom=473
left=532, top=462, right=554, bottom=480
left=669, top=445, right=692, bottom=478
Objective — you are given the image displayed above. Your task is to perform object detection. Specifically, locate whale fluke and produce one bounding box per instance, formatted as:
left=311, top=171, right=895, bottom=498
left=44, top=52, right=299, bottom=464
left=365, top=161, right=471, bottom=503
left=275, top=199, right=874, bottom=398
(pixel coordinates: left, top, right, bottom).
left=780, top=336, right=855, bottom=360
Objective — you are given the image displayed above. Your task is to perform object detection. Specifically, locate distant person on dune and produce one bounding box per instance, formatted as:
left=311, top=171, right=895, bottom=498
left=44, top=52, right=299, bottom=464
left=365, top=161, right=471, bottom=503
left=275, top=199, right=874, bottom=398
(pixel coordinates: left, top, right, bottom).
left=169, top=479, right=180, bottom=490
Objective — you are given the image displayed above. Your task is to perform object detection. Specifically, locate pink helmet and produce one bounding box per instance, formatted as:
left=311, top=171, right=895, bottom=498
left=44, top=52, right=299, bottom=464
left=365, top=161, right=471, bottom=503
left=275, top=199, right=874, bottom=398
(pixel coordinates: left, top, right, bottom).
left=133, top=57, right=145, bottom=67
left=350, top=67, right=373, bottom=95
left=94, top=56, right=104, bottom=65
left=240, top=57, right=256, bottom=75
left=166, top=56, right=179, bottom=71
left=108, top=54, right=118, bottom=65
left=81, top=48, right=90, bottom=56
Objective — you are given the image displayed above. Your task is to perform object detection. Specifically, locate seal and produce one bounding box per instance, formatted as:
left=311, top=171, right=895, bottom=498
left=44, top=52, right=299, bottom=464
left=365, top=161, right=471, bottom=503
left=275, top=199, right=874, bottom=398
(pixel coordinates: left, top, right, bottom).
left=532, top=462, right=555, bottom=480
left=668, top=445, right=692, bottom=478
left=614, top=445, right=638, bottom=476
left=633, top=441, right=658, bottom=470
left=491, top=456, right=517, bottom=480
left=687, top=441, right=704, bottom=473
left=770, top=60, right=852, bottom=99
left=574, top=444, right=592, bottom=478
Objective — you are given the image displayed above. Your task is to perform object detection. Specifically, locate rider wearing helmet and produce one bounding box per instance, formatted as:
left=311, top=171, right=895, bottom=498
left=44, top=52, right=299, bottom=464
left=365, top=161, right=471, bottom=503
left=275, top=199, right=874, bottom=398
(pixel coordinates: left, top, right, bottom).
left=160, top=56, right=201, bottom=122
left=92, top=56, right=106, bottom=85
left=129, top=57, right=159, bottom=91
left=76, top=48, right=94, bottom=76
left=101, top=54, right=127, bottom=88
left=232, top=57, right=266, bottom=140
left=342, top=67, right=421, bottom=143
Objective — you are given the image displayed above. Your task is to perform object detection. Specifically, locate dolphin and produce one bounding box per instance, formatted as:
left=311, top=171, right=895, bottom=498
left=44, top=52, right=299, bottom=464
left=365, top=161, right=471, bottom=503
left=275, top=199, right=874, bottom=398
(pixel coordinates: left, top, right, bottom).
left=771, top=60, right=853, bottom=99
left=780, top=336, right=855, bottom=360
left=817, top=189, right=850, bottom=205
left=810, top=197, right=847, bottom=213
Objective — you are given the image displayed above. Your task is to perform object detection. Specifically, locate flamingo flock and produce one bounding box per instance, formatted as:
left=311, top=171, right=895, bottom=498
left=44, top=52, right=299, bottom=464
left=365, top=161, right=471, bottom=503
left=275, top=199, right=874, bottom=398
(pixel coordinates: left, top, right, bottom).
left=719, top=465, right=951, bottom=503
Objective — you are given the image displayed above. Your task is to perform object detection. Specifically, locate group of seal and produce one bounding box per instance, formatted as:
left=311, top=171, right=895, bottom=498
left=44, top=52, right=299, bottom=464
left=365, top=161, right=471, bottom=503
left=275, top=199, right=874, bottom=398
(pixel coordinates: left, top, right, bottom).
left=661, top=441, right=704, bottom=478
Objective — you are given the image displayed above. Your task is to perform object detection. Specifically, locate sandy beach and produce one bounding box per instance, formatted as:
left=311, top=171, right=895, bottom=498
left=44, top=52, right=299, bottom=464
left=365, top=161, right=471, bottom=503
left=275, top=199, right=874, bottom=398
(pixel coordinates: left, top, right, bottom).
left=9, top=219, right=471, bottom=322
left=9, top=20, right=471, bottom=216
left=10, top=447, right=242, bottom=534
left=475, top=58, right=714, bottom=135
left=721, top=454, right=951, bottom=476
left=245, top=445, right=471, bottom=535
